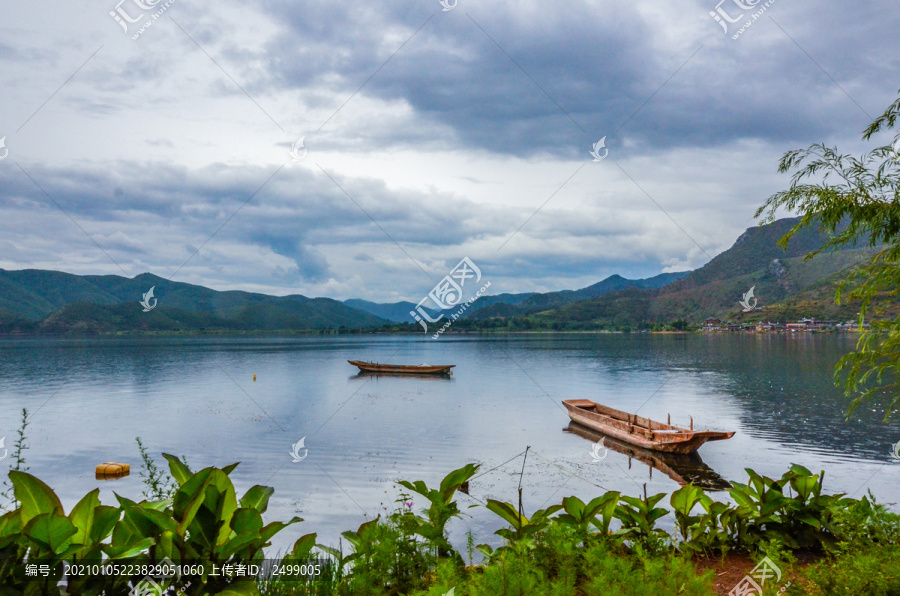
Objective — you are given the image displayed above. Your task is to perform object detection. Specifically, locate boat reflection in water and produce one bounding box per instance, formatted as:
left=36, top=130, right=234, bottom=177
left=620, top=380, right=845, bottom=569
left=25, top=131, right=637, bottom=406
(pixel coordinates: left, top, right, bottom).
left=350, top=371, right=453, bottom=381
left=564, top=421, right=731, bottom=491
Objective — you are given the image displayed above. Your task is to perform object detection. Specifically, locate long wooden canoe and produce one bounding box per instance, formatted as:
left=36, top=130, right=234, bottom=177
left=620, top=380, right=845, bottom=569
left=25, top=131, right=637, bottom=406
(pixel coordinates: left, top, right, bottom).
left=562, top=399, right=734, bottom=455
left=564, top=421, right=731, bottom=490
left=348, top=360, right=455, bottom=375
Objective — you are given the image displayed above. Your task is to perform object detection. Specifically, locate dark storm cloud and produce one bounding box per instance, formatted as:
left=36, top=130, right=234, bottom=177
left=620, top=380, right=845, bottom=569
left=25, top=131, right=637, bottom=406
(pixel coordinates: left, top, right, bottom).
left=247, top=0, right=898, bottom=157
left=250, top=234, right=332, bottom=281
left=0, top=160, right=487, bottom=280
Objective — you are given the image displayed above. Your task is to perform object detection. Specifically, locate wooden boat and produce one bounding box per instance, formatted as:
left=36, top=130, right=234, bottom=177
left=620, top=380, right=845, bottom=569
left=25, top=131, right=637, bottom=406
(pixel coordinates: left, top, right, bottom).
left=348, top=360, right=455, bottom=375
left=564, top=421, right=731, bottom=490
left=562, top=399, right=734, bottom=455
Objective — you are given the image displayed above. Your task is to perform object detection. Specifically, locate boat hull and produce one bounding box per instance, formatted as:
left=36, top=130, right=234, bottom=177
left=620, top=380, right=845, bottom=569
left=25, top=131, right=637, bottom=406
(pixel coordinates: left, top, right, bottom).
left=562, top=399, right=734, bottom=455
left=348, top=360, right=455, bottom=375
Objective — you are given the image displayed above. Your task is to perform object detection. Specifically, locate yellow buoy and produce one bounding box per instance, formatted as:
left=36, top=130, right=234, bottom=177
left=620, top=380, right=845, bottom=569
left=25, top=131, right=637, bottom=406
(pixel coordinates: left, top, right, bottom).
left=253, top=374, right=257, bottom=381
left=96, top=462, right=130, bottom=480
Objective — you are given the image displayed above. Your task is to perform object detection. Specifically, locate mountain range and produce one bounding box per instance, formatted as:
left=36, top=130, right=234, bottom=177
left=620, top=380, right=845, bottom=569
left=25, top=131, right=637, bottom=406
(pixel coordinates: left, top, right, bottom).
left=0, top=217, right=875, bottom=334
left=343, top=271, right=685, bottom=323
left=470, top=217, right=876, bottom=331
left=0, top=266, right=688, bottom=335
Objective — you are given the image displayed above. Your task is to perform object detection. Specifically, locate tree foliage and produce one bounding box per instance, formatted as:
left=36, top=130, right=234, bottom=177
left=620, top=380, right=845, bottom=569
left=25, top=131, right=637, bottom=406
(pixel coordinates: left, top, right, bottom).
left=755, top=88, right=900, bottom=419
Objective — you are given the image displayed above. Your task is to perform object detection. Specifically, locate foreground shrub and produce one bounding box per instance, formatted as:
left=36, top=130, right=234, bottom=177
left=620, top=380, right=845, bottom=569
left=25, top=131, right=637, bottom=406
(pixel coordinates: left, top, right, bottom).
left=582, top=546, right=716, bottom=596
left=3, top=458, right=900, bottom=594
left=796, top=545, right=900, bottom=596
left=0, top=457, right=315, bottom=594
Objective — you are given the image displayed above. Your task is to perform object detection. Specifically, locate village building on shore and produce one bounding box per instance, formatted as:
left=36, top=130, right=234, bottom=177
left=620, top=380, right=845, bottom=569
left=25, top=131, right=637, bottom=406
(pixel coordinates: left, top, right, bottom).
left=701, top=317, right=863, bottom=333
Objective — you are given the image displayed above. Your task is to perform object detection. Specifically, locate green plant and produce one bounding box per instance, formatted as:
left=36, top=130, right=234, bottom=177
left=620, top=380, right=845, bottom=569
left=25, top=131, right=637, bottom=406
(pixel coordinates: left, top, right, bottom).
left=465, top=540, right=577, bottom=596
left=800, top=545, right=900, bottom=595
left=670, top=484, right=704, bottom=544
left=830, top=491, right=900, bottom=551
left=0, top=408, right=30, bottom=512
left=0, top=455, right=315, bottom=594
left=755, top=86, right=900, bottom=420
left=323, top=498, right=435, bottom=595
left=581, top=545, right=716, bottom=596
left=136, top=436, right=180, bottom=501
left=479, top=500, right=562, bottom=558
left=613, top=490, right=670, bottom=552
left=397, top=463, right=479, bottom=560
left=554, top=493, right=619, bottom=544
left=727, top=465, right=853, bottom=552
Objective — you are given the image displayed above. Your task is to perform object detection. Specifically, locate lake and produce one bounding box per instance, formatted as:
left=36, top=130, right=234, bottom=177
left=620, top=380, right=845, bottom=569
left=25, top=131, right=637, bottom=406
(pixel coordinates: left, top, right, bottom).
left=1, top=333, right=898, bottom=553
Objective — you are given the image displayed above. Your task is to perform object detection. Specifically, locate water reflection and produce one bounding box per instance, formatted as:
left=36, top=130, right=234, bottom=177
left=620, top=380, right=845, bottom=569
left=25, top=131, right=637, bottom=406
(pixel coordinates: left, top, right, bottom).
left=350, top=371, right=454, bottom=381
left=564, top=421, right=732, bottom=491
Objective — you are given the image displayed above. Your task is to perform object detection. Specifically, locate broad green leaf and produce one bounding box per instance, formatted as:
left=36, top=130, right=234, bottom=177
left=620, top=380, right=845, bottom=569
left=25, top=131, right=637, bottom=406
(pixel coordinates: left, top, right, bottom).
left=289, top=533, right=317, bottom=560
left=561, top=496, right=585, bottom=519
left=670, top=484, right=703, bottom=517
left=438, top=463, right=479, bottom=498
left=253, top=518, right=302, bottom=548
left=104, top=536, right=155, bottom=559
left=397, top=480, right=430, bottom=498
left=162, top=453, right=193, bottom=486
left=790, top=463, right=813, bottom=477
left=240, top=485, right=274, bottom=513
left=485, top=500, right=524, bottom=528
left=317, top=544, right=343, bottom=561
left=68, top=489, right=100, bottom=547
left=587, top=492, right=619, bottom=533
left=230, top=508, right=263, bottom=535
left=218, top=532, right=261, bottom=560
left=10, top=471, right=64, bottom=524
left=124, top=504, right=178, bottom=535
left=172, top=467, right=214, bottom=537
left=0, top=509, right=24, bottom=545
left=23, top=513, right=77, bottom=554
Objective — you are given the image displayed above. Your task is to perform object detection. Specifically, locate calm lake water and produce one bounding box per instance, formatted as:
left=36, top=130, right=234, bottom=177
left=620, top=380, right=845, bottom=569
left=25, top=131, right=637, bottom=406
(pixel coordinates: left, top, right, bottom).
left=1, top=333, right=898, bottom=553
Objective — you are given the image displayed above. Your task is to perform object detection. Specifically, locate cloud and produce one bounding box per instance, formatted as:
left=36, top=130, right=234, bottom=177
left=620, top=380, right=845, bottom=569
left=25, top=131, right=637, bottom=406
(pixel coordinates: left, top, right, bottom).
left=0, top=0, right=897, bottom=301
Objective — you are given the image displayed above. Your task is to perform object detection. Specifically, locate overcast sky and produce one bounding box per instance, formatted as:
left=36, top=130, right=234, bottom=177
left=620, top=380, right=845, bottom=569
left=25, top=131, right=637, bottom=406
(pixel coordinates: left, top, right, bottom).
left=0, top=0, right=897, bottom=302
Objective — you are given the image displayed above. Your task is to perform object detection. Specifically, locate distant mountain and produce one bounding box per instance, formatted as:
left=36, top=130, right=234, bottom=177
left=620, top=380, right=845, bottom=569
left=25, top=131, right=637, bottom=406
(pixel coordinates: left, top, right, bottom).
left=0, top=270, right=388, bottom=334
left=345, top=273, right=686, bottom=324
left=468, top=272, right=687, bottom=320
left=344, top=292, right=538, bottom=323
left=489, top=217, right=876, bottom=330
